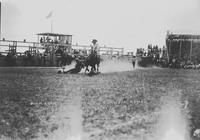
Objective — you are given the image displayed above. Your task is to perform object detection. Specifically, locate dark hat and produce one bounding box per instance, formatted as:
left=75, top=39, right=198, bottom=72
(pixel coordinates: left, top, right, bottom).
left=92, top=39, right=98, bottom=43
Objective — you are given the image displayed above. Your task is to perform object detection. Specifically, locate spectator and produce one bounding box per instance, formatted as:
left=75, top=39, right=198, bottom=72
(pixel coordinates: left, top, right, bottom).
left=40, top=37, right=43, bottom=43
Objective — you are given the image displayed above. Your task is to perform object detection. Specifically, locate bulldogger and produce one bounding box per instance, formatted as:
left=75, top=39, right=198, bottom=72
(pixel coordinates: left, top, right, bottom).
left=57, top=58, right=84, bottom=74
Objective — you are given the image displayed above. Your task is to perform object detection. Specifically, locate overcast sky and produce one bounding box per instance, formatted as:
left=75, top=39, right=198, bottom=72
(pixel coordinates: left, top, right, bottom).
left=1, top=0, right=200, bottom=52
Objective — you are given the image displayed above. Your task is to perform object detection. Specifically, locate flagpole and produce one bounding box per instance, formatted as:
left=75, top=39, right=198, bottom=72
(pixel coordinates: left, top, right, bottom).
left=51, top=19, right=53, bottom=33
left=0, top=2, right=1, bottom=40
left=46, top=11, right=53, bottom=33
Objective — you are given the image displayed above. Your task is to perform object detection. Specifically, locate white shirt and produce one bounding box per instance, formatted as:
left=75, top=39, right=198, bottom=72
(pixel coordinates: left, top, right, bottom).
left=90, top=43, right=100, bottom=54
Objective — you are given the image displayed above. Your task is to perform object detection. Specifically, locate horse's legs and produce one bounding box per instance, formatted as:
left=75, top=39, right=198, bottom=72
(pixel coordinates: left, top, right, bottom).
left=85, top=66, right=89, bottom=73
left=94, top=65, right=96, bottom=72
left=97, top=64, right=99, bottom=72
left=91, top=66, right=95, bottom=72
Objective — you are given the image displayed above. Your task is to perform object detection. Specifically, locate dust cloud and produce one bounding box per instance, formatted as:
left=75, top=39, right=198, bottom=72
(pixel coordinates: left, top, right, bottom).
left=100, top=59, right=133, bottom=73
left=155, top=92, right=190, bottom=140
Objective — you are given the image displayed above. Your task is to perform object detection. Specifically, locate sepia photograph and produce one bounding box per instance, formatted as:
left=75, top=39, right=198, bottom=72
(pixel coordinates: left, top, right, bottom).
left=0, top=0, right=200, bottom=140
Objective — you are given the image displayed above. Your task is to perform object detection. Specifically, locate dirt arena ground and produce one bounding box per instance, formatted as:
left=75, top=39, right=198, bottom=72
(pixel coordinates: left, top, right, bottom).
left=0, top=67, right=200, bottom=140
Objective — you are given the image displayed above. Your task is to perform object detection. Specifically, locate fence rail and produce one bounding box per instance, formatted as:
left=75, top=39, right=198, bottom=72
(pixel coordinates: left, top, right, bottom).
left=0, top=40, right=124, bottom=55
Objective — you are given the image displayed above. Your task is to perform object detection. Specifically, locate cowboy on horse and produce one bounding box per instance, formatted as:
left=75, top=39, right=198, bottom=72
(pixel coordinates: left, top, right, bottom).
left=84, top=39, right=101, bottom=74
left=90, top=39, right=99, bottom=55
left=57, top=39, right=101, bottom=75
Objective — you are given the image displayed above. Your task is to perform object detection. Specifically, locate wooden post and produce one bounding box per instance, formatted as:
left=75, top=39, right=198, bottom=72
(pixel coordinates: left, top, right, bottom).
left=190, top=38, right=193, bottom=62
left=179, top=40, right=182, bottom=59
left=168, top=39, right=171, bottom=62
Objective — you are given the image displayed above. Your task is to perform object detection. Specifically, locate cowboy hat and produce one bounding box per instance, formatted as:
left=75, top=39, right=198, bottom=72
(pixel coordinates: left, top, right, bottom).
left=92, top=39, right=98, bottom=44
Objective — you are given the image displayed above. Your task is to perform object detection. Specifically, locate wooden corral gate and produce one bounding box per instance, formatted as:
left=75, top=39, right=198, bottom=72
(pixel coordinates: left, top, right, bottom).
left=166, top=32, right=200, bottom=64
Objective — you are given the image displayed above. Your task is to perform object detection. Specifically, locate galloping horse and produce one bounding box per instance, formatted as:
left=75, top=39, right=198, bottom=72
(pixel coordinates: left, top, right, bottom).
left=84, top=51, right=101, bottom=73
left=56, top=48, right=101, bottom=74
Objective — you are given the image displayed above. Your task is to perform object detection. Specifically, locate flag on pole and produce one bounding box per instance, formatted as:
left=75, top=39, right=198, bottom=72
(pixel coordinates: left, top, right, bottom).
left=46, top=11, right=54, bottom=33
left=46, top=11, right=53, bottom=19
